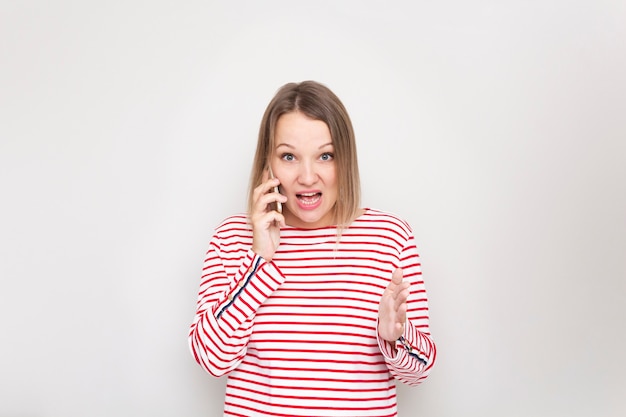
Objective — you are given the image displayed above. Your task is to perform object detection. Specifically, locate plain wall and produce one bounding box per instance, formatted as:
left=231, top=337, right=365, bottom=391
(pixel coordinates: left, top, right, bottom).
left=1, top=1, right=624, bottom=416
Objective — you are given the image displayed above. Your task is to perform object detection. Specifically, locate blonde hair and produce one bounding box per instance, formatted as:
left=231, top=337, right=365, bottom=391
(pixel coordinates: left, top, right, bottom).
left=248, top=81, right=361, bottom=228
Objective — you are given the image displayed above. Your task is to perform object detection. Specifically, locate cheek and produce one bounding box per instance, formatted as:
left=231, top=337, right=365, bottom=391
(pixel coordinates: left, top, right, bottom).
left=273, top=167, right=293, bottom=185
left=327, top=167, right=338, bottom=186
left=277, top=174, right=296, bottom=195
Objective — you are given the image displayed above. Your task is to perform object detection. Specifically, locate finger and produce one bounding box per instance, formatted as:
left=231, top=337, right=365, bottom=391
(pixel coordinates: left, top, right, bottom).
left=252, top=180, right=283, bottom=210
left=392, top=281, right=410, bottom=299
left=272, top=210, right=286, bottom=228
left=257, top=168, right=280, bottom=190
left=254, top=191, right=286, bottom=214
left=256, top=210, right=285, bottom=229
left=396, top=301, right=407, bottom=318
left=394, top=289, right=409, bottom=310
left=395, top=304, right=407, bottom=329
left=384, top=269, right=403, bottom=294
left=253, top=174, right=280, bottom=198
left=394, top=316, right=406, bottom=333
left=395, top=321, right=404, bottom=332
left=391, top=268, right=403, bottom=285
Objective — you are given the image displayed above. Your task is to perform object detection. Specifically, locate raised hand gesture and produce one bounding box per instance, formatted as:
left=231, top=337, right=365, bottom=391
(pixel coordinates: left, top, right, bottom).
left=250, top=170, right=287, bottom=261
left=378, top=268, right=410, bottom=342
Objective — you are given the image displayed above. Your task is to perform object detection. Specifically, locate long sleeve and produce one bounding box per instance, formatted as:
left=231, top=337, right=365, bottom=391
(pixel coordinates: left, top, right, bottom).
left=190, top=210, right=435, bottom=416
left=377, top=232, right=437, bottom=386
left=188, top=232, right=286, bottom=377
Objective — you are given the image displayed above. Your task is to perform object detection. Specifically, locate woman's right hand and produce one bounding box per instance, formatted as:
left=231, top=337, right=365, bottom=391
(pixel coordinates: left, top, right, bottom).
left=250, top=171, right=287, bottom=261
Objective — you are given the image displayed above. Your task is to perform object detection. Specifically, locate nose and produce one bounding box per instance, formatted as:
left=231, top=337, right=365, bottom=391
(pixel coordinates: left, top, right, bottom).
left=297, top=160, right=318, bottom=186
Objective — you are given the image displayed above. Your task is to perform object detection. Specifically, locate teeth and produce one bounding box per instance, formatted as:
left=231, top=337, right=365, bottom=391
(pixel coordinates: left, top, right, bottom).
left=297, top=193, right=321, bottom=206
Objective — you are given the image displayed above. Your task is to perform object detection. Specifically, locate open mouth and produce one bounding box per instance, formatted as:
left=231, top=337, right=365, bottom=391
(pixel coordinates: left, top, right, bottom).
left=296, top=192, right=322, bottom=206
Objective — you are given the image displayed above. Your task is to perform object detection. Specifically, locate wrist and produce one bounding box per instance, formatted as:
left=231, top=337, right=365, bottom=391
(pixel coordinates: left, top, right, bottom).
left=252, top=246, right=272, bottom=262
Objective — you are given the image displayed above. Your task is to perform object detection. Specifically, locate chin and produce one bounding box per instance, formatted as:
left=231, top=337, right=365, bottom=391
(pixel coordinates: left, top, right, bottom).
left=288, top=207, right=334, bottom=228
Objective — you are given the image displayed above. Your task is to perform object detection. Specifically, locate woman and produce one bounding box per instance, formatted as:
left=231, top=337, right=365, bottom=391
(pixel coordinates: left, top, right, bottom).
left=189, top=81, right=436, bottom=416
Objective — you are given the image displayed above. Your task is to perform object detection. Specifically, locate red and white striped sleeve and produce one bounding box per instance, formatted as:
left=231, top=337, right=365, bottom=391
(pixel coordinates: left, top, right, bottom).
left=377, top=232, right=437, bottom=386
left=188, top=233, right=286, bottom=377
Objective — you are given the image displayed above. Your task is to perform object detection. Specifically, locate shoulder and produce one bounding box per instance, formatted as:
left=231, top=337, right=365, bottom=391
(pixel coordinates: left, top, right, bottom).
left=213, top=213, right=252, bottom=239
left=354, top=208, right=415, bottom=240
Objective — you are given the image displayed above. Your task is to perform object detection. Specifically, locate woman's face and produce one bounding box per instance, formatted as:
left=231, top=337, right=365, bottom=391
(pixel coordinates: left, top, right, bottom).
left=271, top=111, right=338, bottom=229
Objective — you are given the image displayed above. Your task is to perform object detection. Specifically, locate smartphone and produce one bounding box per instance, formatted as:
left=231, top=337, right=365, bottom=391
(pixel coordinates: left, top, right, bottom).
left=268, top=166, right=282, bottom=214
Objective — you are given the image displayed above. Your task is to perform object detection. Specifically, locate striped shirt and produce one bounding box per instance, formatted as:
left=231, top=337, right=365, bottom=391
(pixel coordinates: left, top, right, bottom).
left=189, top=208, right=436, bottom=416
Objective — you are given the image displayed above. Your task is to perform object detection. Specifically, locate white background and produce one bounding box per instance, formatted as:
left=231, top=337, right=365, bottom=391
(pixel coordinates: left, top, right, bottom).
left=1, top=1, right=625, bottom=416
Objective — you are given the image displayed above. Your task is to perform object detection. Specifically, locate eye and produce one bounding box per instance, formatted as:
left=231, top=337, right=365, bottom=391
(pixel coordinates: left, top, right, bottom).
left=281, top=153, right=295, bottom=162
left=320, top=152, right=334, bottom=162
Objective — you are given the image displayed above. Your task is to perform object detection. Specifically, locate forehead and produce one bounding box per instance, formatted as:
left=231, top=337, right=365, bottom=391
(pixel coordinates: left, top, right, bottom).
left=274, top=112, right=332, bottom=147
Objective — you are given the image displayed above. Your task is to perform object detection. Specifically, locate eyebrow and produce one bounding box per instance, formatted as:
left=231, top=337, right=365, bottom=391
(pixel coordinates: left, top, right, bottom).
left=275, top=142, right=334, bottom=150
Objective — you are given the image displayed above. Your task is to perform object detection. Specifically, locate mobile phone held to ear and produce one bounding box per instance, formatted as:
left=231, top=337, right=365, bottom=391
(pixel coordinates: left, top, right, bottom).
left=268, top=166, right=282, bottom=214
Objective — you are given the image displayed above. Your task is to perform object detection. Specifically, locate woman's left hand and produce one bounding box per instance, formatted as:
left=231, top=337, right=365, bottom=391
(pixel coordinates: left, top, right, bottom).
left=378, top=268, right=410, bottom=342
